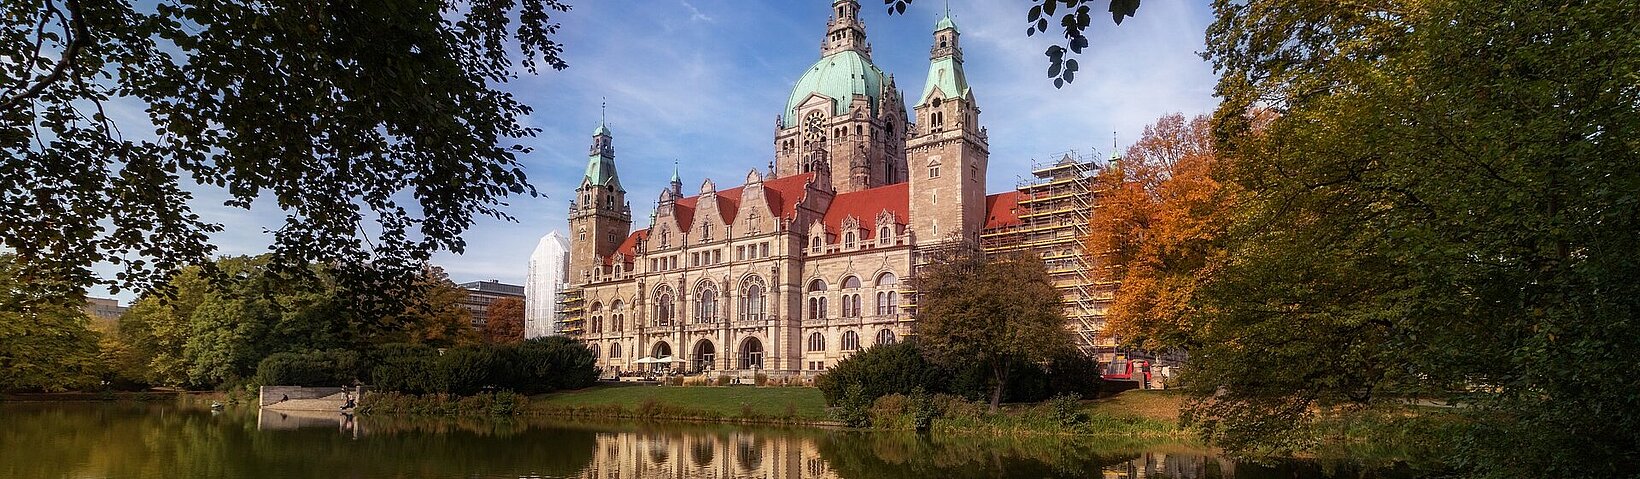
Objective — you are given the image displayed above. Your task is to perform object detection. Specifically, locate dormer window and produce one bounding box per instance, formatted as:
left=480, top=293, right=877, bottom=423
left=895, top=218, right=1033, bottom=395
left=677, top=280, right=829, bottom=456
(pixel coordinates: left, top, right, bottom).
left=844, top=232, right=856, bottom=249
left=810, top=236, right=822, bottom=253
left=701, top=223, right=713, bottom=242
left=878, top=226, right=891, bottom=245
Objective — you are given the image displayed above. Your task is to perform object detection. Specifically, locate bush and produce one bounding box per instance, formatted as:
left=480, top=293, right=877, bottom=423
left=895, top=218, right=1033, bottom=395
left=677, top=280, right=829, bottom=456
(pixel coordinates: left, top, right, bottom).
left=832, top=383, right=872, bottom=427
left=370, top=343, right=440, bottom=394
left=255, top=350, right=361, bottom=387
left=368, top=339, right=597, bottom=395
left=1046, top=393, right=1087, bottom=426
left=816, top=341, right=943, bottom=405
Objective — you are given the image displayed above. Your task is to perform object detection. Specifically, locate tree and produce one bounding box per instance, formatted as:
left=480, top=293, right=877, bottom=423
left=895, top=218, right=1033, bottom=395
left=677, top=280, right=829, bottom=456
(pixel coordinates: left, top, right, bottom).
left=917, top=251, right=1074, bottom=410
left=390, top=266, right=478, bottom=348
left=484, top=296, right=525, bottom=344
left=885, top=0, right=1141, bottom=88
left=0, top=254, right=104, bottom=392
left=2, top=0, right=570, bottom=309
left=1087, top=113, right=1225, bottom=350
left=1197, top=0, right=1640, bottom=474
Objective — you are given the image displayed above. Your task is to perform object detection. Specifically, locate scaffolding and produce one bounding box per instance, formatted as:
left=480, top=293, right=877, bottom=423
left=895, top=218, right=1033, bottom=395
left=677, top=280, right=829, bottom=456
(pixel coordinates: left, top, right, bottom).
left=556, top=286, right=585, bottom=337
left=979, top=152, right=1116, bottom=357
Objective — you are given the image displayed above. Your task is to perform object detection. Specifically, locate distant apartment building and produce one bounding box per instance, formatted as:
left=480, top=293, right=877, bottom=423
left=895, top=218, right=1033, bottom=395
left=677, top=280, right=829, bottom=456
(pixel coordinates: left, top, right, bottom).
left=525, top=231, right=570, bottom=339
left=456, top=280, right=525, bottom=329
left=84, top=297, right=126, bottom=325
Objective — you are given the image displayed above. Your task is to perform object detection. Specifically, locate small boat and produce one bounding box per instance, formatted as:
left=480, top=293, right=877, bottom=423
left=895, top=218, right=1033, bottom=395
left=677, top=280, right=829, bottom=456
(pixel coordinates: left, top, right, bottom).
left=209, top=401, right=224, bottom=410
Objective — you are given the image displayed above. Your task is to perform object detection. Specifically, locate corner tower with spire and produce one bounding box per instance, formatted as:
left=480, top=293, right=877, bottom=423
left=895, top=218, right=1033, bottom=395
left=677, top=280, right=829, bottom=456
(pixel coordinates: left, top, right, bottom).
left=773, top=0, right=908, bottom=194
left=907, top=11, right=988, bottom=245
left=568, top=116, right=632, bottom=285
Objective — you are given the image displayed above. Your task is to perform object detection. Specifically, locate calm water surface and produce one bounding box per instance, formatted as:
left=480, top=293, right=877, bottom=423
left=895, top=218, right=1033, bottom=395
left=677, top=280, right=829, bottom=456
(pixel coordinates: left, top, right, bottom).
left=0, top=402, right=1422, bottom=478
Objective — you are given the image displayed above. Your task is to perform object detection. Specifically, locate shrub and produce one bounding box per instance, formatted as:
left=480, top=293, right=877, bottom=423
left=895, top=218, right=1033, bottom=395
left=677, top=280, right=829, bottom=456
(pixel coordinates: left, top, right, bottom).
left=437, top=346, right=499, bottom=396
left=1046, top=393, right=1087, bottom=426
left=753, top=373, right=768, bottom=386
left=715, top=375, right=730, bottom=386
left=815, top=341, right=942, bottom=405
left=255, top=350, right=361, bottom=387
left=832, top=383, right=872, bottom=427
left=370, top=343, right=440, bottom=394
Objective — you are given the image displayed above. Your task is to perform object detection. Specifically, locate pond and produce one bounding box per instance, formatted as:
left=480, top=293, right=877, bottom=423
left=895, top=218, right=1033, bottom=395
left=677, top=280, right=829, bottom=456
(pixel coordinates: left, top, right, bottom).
left=0, top=402, right=1423, bottom=478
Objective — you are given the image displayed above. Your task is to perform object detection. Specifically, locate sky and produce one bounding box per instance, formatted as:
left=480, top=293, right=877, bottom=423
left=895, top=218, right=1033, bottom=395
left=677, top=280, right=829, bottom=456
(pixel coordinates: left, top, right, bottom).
left=90, top=0, right=1220, bottom=303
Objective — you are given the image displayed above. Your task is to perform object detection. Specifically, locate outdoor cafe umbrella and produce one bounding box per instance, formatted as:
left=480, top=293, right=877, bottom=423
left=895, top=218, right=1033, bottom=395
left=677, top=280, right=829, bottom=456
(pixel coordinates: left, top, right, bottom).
left=634, top=357, right=655, bottom=364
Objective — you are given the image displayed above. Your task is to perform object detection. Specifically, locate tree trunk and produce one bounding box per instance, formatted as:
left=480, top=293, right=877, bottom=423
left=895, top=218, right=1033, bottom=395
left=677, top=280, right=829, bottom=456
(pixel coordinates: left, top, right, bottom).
left=989, top=361, right=1009, bottom=411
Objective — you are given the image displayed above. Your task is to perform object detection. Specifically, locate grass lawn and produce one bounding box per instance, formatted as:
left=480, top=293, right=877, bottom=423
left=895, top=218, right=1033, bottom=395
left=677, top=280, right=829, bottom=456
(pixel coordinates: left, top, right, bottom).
left=532, top=384, right=829, bottom=420
left=1085, top=389, right=1187, bottom=425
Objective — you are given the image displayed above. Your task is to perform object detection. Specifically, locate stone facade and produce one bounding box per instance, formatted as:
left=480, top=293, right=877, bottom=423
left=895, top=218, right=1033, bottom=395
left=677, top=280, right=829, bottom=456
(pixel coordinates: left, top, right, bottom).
left=565, top=1, right=996, bottom=377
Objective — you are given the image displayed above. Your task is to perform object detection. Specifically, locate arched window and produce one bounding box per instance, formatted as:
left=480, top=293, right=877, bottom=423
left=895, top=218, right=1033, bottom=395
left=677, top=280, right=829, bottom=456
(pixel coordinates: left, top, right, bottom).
left=590, top=343, right=601, bottom=359
left=843, top=232, right=855, bottom=249
left=654, top=286, right=675, bottom=326
left=611, top=342, right=623, bottom=358
left=807, top=332, right=826, bottom=352
left=842, top=331, right=860, bottom=351
left=611, top=300, right=625, bottom=332
left=810, top=235, right=822, bottom=253
left=842, top=276, right=862, bottom=318
left=876, top=273, right=899, bottom=315
left=807, top=279, right=829, bottom=320
left=875, top=329, right=897, bottom=346
left=590, top=302, right=603, bottom=333
left=879, top=226, right=892, bottom=245
left=695, top=283, right=718, bottom=323
left=739, top=276, right=766, bottom=321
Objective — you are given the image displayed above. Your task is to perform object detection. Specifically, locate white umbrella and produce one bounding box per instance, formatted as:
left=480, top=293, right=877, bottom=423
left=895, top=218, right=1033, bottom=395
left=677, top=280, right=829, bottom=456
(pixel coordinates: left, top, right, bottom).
left=634, top=357, right=655, bottom=364
left=656, top=356, right=678, bottom=363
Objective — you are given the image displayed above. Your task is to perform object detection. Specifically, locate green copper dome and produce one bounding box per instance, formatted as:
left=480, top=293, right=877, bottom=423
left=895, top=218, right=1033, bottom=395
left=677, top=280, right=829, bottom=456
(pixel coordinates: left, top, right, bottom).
left=934, top=14, right=958, bottom=32
left=783, top=50, right=890, bottom=127
left=593, top=122, right=610, bottom=136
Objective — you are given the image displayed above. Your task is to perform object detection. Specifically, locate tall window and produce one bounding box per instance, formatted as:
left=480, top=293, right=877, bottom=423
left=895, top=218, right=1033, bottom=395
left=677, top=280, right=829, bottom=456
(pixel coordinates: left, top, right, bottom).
left=842, top=276, right=862, bottom=318
left=879, top=226, right=892, bottom=245
left=844, top=232, right=855, bottom=249
left=611, top=300, right=625, bottom=332
left=654, top=286, right=675, bottom=326
left=590, top=302, right=603, bottom=333
left=740, top=276, right=767, bottom=321
left=695, top=283, right=718, bottom=323
left=807, top=279, right=828, bottom=320
left=842, top=331, right=860, bottom=351
left=875, top=273, right=899, bottom=316
left=611, top=342, right=622, bottom=358
left=807, top=333, right=826, bottom=352
left=810, top=236, right=822, bottom=253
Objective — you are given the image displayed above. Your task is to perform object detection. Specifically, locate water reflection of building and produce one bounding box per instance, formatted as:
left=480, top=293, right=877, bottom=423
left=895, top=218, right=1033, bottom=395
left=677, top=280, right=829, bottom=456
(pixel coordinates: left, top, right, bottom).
left=574, top=429, right=838, bottom=479
left=1102, top=452, right=1230, bottom=479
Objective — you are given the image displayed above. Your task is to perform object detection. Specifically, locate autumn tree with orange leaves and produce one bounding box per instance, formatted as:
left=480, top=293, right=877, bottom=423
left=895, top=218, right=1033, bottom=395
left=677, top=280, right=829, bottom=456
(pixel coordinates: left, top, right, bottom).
left=484, top=297, right=526, bottom=344
left=1088, top=113, right=1226, bottom=350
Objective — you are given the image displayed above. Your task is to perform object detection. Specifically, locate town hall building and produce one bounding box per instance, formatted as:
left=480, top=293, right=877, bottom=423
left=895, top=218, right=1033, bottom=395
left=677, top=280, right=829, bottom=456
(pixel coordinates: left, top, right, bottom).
left=559, top=1, right=1109, bottom=378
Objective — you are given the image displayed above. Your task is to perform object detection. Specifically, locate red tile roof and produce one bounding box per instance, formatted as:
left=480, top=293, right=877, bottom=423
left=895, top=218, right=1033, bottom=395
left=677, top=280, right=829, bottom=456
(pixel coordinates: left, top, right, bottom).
left=606, top=229, right=649, bottom=265
left=983, top=191, right=1023, bottom=230
left=821, top=182, right=909, bottom=240
left=669, top=173, right=816, bottom=233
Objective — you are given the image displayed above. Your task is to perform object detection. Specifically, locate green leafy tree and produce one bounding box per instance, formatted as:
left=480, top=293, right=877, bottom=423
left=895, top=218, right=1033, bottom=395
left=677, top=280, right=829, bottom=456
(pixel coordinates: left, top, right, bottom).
left=0, top=254, right=103, bottom=392
left=916, top=251, right=1074, bottom=410
left=2, top=0, right=570, bottom=309
left=1196, top=0, right=1640, bottom=474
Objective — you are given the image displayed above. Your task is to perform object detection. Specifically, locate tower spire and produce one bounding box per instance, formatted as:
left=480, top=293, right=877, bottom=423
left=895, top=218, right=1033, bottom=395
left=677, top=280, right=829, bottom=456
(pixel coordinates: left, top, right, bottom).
left=821, top=0, right=871, bottom=58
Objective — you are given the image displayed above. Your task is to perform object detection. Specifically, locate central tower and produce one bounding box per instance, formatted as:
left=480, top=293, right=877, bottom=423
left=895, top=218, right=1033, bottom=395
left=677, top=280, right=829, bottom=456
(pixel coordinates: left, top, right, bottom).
left=773, top=0, right=908, bottom=194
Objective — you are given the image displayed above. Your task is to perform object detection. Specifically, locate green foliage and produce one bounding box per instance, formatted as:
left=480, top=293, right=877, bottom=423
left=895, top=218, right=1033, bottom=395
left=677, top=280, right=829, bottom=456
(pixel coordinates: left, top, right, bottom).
left=917, top=252, right=1075, bottom=409
left=368, top=338, right=596, bottom=396
left=815, top=341, right=942, bottom=406
left=832, top=383, right=873, bottom=428
left=255, top=350, right=362, bottom=387
left=1198, top=0, right=1640, bottom=475
left=0, top=256, right=103, bottom=392
left=2, top=0, right=571, bottom=308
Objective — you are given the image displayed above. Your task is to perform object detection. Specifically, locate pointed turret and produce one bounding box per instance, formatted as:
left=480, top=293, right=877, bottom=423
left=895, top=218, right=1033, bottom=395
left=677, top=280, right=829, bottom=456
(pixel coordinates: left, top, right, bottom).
left=822, top=0, right=871, bottom=58
left=907, top=9, right=988, bottom=246
left=568, top=118, right=633, bottom=286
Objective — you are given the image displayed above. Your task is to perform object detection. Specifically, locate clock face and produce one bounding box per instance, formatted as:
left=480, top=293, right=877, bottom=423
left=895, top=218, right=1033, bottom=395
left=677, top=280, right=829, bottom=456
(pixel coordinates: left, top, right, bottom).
left=804, top=111, right=826, bottom=142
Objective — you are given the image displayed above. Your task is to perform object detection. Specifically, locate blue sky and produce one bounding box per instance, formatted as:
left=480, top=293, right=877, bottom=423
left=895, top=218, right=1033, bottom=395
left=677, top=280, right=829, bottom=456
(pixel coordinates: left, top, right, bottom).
left=91, top=1, right=1220, bottom=303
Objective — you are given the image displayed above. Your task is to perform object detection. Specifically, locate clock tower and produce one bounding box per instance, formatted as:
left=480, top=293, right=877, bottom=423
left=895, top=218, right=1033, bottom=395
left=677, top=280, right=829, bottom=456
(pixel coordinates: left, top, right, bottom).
left=772, top=0, right=908, bottom=194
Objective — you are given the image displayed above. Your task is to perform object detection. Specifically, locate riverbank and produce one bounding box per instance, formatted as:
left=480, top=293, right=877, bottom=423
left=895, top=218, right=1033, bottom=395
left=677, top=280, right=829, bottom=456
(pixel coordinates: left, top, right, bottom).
left=357, top=383, right=1195, bottom=438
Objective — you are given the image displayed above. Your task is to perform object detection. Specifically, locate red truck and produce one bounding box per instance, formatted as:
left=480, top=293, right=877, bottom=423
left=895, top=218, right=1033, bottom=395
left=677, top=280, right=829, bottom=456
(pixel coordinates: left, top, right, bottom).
left=1102, top=358, right=1153, bottom=389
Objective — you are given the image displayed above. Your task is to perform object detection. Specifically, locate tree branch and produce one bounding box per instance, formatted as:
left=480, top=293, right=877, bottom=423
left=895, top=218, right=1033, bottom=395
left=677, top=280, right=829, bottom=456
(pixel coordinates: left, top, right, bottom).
left=1, top=0, right=87, bottom=111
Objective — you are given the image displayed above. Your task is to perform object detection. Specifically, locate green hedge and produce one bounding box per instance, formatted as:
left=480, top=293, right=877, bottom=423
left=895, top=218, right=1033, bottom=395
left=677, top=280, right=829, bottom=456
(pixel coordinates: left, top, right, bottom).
left=367, top=337, right=596, bottom=395
left=816, top=341, right=1103, bottom=406
left=255, top=350, right=363, bottom=387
